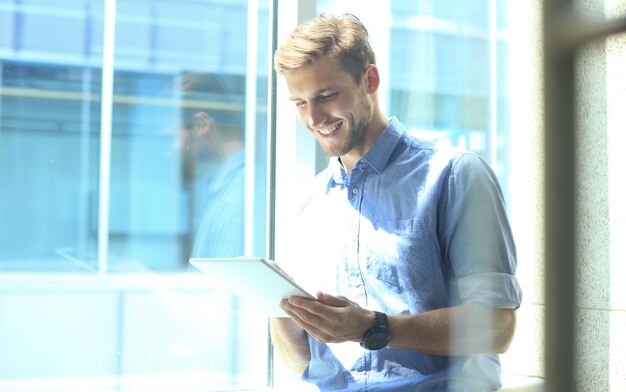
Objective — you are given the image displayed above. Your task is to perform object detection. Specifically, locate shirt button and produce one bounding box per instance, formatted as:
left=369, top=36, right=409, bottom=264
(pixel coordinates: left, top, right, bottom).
left=352, top=188, right=360, bottom=194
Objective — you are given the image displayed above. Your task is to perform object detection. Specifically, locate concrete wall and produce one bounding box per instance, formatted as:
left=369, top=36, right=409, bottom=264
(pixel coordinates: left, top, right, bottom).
left=575, top=1, right=626, bottom=389
left=503, top=1, right=626, bottom=390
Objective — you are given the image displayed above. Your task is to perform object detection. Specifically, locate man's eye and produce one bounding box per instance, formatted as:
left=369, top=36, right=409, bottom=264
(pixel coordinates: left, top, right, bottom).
left=319, top=93, right=337, bottom=101
left=294, top=101, right=305, bottom=107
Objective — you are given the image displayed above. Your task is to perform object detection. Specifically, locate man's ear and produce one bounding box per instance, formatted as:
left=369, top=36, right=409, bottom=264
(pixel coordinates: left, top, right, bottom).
left=364, top=64, right=380, bottom=94
left=192, top=111, right=216, bottom=137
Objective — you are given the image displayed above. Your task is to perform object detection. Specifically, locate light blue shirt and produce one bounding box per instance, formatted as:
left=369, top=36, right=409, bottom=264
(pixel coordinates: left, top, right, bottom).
left=192, top=150, right=245, bottom=258
left=292, top=118, right=522, bottom=391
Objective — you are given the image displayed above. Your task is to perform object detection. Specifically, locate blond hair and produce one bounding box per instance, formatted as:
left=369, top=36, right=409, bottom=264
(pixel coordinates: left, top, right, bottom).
left=274, top=13, right=376, bottom=83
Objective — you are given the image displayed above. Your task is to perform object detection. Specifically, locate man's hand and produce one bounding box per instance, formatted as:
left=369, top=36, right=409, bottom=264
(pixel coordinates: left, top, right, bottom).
left=268, top=317, right=311, bottom=373
left=280, top=292, right=374, bottom=344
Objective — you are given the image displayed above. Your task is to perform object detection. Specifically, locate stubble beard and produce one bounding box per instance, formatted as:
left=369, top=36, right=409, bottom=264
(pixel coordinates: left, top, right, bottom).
left=320, top=97, right=371, bottom=158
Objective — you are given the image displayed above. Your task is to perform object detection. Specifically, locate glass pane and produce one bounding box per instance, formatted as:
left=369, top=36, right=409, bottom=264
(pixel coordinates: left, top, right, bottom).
left=0, top=0, right=271, bottom=390
left=0, top=0, right=101, bottom=271
left=317, top=0, right=511, bottom=196
left=108, top=0, right=268, bottom=271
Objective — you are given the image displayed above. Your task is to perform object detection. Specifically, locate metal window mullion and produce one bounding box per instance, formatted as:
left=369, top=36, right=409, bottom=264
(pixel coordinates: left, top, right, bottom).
left=78, top=68, right=92, bottom=260
left=266, top=1, right=318, bottom=387
left=0, top=63, right=3, bottom=154
left=488, top=0, right=498, bottom=167
left=266, top=0, right=278, bottom=266
left=97, top=0, right=117, bottom=276
left=245, top=0, right=260, bottom=258
left=265, top=0, right=279, bottom=387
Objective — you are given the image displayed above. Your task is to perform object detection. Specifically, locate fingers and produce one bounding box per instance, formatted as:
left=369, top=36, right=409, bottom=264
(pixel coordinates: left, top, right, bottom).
left=280, top=297, right=325, bottom=323
left=279, top=294, right=369, bottom=344
left=316, top=292, right=356, bottom=307
left=280, top=299, right=334, bottom=343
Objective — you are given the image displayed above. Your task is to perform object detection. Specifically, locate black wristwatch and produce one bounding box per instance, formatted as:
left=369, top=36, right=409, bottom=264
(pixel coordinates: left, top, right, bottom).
left=360, top=311, right=391, bottom=350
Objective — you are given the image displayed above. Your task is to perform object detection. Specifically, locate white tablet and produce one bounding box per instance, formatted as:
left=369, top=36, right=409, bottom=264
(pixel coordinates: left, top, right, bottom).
left=189, top=257, right=315, bottom=316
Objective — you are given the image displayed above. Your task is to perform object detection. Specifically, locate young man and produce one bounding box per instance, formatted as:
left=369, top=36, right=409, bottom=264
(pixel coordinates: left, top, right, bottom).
left=270, top=13, right=522, bottom=391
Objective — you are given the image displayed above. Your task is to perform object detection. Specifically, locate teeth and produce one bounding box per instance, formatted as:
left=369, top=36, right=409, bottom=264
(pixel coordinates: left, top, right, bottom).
left=318, top=122, right=341, bottom=135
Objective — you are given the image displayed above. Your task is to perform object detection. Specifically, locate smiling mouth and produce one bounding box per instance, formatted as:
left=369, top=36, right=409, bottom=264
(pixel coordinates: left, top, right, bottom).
left=317, top=121, right=342, bottom=136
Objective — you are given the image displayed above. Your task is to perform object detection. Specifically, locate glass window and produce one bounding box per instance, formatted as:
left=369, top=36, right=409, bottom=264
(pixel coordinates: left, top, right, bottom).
left=314, top=0, right=511, bottom=195
left=0, top=0, right=270, bottom=390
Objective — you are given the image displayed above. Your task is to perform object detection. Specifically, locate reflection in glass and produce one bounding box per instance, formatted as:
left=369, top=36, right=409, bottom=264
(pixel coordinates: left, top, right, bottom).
left=180, top=73, right=246, bottom=259
left=0, top=0, right=270, bottom=390
left=0, top=2, right=103, bottom=271
left=106, top=1, right=269, bottom=271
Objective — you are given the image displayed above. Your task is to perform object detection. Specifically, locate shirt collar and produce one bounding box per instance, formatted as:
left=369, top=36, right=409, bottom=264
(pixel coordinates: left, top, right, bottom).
left=361, top=117, right=405, bottom=174
left=329, top=117, right=405, bottom=184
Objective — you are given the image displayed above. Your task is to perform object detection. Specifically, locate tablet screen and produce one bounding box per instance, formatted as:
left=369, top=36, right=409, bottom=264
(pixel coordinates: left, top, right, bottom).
left=189, top=257, right=315, bottom=316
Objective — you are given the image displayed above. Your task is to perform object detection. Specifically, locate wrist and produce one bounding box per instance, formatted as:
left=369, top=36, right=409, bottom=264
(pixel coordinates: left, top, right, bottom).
left=360, top=311, right=391, bottom=350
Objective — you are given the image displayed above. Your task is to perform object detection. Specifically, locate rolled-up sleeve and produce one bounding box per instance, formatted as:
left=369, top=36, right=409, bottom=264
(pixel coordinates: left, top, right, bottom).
left=439, top=153, right=522, bottom=309
left=457, top=272, right=522, bottom=308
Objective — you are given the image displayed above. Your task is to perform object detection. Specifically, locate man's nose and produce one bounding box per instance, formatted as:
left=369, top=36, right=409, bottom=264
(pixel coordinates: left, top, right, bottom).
left=306, top=103, right=327, bottom=128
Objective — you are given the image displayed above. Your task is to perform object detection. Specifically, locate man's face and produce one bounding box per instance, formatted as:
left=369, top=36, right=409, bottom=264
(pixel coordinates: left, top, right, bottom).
left=285, top=56, right=373, bottom=159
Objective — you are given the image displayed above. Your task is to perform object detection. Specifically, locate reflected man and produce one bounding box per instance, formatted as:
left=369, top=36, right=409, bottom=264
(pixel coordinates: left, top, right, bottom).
left=178, top=73, right=245, bottom=258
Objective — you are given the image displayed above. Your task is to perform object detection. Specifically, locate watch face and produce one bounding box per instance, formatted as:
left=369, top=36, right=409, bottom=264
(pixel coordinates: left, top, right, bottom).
left=361, top=311, right=391, bottom=350
left=364, top=331, right=390, bottom=350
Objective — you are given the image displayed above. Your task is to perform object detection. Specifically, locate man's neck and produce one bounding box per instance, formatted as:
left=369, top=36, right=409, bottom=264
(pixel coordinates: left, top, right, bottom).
left=340, top=114, right=389, bottom=175
left=218, top=139, right=244, bottom=161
